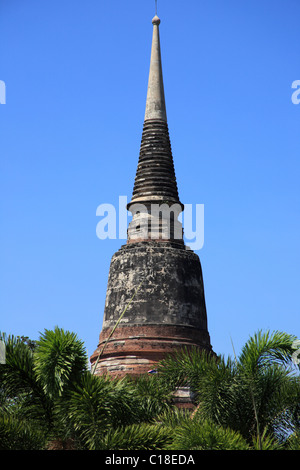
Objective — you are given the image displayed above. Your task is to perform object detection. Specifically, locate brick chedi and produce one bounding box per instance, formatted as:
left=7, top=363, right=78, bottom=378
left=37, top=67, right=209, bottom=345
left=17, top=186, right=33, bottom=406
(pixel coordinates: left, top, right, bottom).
left=90, top=14, right=213, bottom=377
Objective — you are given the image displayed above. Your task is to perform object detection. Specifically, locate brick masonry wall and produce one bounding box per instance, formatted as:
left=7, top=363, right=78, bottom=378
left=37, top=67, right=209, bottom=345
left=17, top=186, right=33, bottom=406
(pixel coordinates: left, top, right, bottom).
left=91, top=241, right=213, bottom=377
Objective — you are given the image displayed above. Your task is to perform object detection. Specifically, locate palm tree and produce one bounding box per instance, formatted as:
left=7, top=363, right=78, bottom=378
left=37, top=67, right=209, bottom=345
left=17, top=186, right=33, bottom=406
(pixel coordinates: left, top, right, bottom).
left=1, top=327, right=299, bottom=450
left=157, top=330, right=300, bottom=449
left=0, top=327, right=173, bottom=450
left=0, top=328, right=88, bottom=448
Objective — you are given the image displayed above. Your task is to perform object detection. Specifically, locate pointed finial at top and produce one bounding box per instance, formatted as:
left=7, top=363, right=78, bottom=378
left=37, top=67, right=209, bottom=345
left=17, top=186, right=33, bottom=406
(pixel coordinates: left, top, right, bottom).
left=152, top=0, right=160, bottom=24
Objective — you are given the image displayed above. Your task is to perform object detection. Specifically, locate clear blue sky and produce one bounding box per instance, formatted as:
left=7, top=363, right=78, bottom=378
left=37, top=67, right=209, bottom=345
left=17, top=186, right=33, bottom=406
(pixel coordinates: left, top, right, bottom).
left=1, top=0, right=299, bottom=362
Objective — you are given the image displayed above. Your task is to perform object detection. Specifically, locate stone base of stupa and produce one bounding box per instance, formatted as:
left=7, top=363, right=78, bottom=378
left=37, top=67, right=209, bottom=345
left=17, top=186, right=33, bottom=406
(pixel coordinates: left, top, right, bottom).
left=90, top=241, right=213, bottom=377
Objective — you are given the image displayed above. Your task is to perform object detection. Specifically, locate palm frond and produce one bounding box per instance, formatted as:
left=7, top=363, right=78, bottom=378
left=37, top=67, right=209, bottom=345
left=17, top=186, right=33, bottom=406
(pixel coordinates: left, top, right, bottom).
left=238, top=330, right=298, bottom=373
left=33, top=326, right=88, bottom=399
left=100, top=423, right=172, bottom=450
left=0, top=412, right=46, bottom=450
left=169, top=416, right=249, bottom=450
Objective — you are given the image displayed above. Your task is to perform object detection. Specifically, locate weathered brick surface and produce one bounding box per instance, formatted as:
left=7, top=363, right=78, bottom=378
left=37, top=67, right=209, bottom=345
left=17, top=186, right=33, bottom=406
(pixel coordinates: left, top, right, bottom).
left=91, top=323, right=212, bottom=377
left=101, top=242, right=208, bottom=331
left=90, top=242, right=213, bottom=377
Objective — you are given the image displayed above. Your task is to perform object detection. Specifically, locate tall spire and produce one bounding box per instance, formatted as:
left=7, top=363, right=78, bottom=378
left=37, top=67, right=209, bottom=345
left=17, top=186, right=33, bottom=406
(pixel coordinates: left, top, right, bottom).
left=144, top=15, right=167, bottom=122
left=128, top=15, right=182, bottom=214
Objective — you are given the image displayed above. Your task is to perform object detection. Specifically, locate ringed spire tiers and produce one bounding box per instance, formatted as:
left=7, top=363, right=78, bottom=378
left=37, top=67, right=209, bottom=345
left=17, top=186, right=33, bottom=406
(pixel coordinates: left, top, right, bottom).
left=127, top=15, right=182, bottom=210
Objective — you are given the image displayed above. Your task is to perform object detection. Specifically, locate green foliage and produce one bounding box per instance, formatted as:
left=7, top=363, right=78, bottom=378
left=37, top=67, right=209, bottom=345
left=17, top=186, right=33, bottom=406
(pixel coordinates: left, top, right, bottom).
left=0, top=413, right=46, bottom=450
left=0, top=327, right=299, bottom=450
left=33, top=326, right=88, bottom=399
left=55, top=373, right=133, bottom=448
left=0, top=333, right=37, bottom=397
left=54, top=372, right=175, bottom=449
left=0, top=332, right=53, bottom=432
left=100, top=423, right=172, bottom=450
left=0, top=327, right=175, bottom=450
left=157, top=405, right=249, bottom=450
left=125, top=373, right=174, bottom=419
left=157, top=330, right=300, bottom=448
left=238, top=330, right=298, bottom=372
left=169, top=416, right=249, bottom=450
left=0, top=327, right=89, bottom=448
left=285, top=431, right=300, bottom=450
left=251, top=427, right=284, bottom=450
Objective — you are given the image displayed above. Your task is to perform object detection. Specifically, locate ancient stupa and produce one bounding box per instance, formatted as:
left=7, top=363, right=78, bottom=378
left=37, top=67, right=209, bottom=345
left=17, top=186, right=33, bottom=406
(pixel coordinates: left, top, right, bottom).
left=90, top=13, right=213, bottom=376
